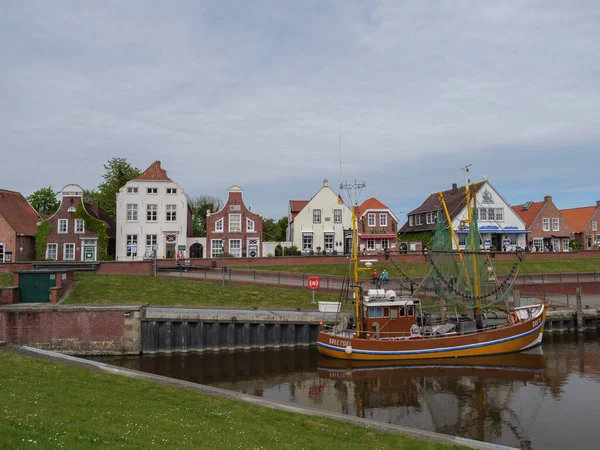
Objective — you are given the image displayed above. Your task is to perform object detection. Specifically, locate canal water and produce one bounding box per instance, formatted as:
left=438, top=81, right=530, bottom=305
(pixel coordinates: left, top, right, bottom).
left=98, top=332, right=600, bottom=450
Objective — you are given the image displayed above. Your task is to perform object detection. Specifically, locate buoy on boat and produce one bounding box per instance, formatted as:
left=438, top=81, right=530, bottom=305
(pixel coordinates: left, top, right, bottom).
left=345, top=345, right=353, bottom=355
left=509, top=311, right=520, bottom=324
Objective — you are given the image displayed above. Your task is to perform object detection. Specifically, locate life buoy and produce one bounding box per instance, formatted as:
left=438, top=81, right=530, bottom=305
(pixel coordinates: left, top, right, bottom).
left=410, top=324, right=421, bottom=336
left=509, top=311, right=520, bottom=324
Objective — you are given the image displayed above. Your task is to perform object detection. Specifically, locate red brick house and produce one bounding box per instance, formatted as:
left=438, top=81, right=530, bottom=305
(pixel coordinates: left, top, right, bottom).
left=205, top=185, right=263, bottom=258
left=512, top=196, right=574, bottom=252
left=39, top=184, right=115, bottom=261
left=561, top=201, right=600, bottom=250
left=0, top=189, right=41, bottom=262
left=356, top=198, right=399, bottom=254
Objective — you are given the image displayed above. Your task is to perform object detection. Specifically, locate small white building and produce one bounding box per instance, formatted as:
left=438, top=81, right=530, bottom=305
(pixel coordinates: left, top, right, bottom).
left=115, top=161, right=191, bottom=260
left=287, top=179, right=352, bottom=254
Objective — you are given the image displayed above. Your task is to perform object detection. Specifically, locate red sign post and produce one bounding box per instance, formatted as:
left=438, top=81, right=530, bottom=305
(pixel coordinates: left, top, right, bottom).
left=307, top=276, right=320, bottom=303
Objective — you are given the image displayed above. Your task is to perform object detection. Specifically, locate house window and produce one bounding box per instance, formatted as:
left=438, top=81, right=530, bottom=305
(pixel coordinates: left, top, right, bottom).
left=593, top=221, right=598, bottom=231
left=552, top=218, right=560, bottom=231
left=367, top=239, right=375, bottom=250
left=562, top=238, right=569, bottom=252
left=313, top=209, right=321, bottom=224
left=495, top=208, right=504, bottom=221
left=215, top=218, right=223, bottom=232
left=478, top=208, right=488, bottom=221
left=302, top=233, right=313, bottom=251
left=64, top=243, right=75, bottom=261
left=127, top=187, right=138, bottom=194
left=246, top=218, right=255, bottom=232
left=229, top=239, right=242, bottom=257
left=147, top=204, right=157, bottom=221
left=425, top=212, right=436, bottom=224
left=458, top=234, right=467, bottom=246
left=58, top=219, right=68, bottom=234
left=147, top=187, right=158, bottom=194
left=146, top=234, right=157, bottom=255
left=380, top=213, right=387, bottom=227
left=415, top=215, right=423, bottom=225
left=487, top=208, right=495, bottom=221
left=509, top=234, right=517, bottom=245
left=166, top=188, right=177, bottom=194
left=368, top=214, right=375, bottom=227
left=533, top=237, right=544, bottom=251
left=381, top=239, right=389, bottom=250
left=166, top=205, right=176, bottom=222
left=542, top=218, right=550, bottom=231
left=229, top=214, right=241, bottom=232
left=409, top=216, right=414, bottom=226
left=334, top=209, right=342, bottom=224
left=75, top=219, right=85, bottom=234
left=324, top=233, right=334, bottom=252
left=46, top=243, right=57, bottom=260
left=127, top=204, right=138, bottom=221
left=126, top=235, right=138, bottom=257
left=0, top=243, right=4, bottom=262
left=211, top=239, right=223, bottom=257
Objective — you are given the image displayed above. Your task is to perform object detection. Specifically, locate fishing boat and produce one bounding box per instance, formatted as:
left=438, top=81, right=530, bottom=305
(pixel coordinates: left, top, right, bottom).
left=317, top=176, right=547, bottom=361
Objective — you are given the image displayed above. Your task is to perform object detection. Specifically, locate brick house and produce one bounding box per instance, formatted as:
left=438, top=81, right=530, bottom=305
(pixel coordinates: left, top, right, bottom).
left=356, top=198, right=399, bottom=254
left=0, top=189, right=41, bottom=262
left=512, top=196, right=574, bottom=252
left=39, top=184, right=114, bottom=261
left=206, top=185, right=263, bottom=258
left=561, top=201, right=600, bottom=250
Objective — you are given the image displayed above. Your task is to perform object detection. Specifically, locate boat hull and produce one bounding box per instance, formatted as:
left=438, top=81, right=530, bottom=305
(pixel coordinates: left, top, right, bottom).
left=317, top=304, right=546, bottom=361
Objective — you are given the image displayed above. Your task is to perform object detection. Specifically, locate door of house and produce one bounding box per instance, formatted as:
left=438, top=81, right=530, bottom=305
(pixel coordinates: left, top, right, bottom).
left=18, top=273, right=55, bottom=303
left=83, top=246, right=96, bottom=261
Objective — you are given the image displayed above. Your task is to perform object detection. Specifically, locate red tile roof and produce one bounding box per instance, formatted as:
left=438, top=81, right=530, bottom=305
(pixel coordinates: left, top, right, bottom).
left=511, top=201, right=545, bottom=229
left=135, top=161, right=172, bottom=181
left=357, top=197, right=389, bottom=216
left=561, top=206, right=597, bottom=233
left=289, top=200, right=309, bottom=223
left=0, top=189, right=40, bottom=236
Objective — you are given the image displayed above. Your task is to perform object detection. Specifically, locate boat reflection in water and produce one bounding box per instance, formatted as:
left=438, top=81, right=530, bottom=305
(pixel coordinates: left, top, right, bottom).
left=315, top=349, right=548, bottom=450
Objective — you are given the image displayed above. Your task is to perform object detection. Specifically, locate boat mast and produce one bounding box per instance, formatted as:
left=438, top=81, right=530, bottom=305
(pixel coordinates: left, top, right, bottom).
left=463, top=164, right=482, bottom=313
left=340, top=180, right=366, bottom=337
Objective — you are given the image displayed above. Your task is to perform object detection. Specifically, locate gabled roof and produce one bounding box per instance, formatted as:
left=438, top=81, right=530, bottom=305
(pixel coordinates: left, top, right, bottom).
left=561, top=206, right=597, bottom=233
left=511, top=201, right=545, bottom=230
left=357, top=197, right=399, bottom=223
left=135, top=161, right=172, bottom=181
left=289, top=200, right=309, bottom=223
left=0, top=189, right=41, bottom=236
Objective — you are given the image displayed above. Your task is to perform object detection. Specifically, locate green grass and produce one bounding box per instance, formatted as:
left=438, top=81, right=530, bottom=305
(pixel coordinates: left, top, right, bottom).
left=64, top=273, right=343, bottom=309
left=0, top=273, right=12, bottom=286
left=0, top=351, right=467, bottom=450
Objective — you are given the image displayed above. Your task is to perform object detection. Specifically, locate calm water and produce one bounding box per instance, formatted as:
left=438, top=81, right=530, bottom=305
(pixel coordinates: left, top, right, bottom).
left=98, top=332, right=600, bottom=450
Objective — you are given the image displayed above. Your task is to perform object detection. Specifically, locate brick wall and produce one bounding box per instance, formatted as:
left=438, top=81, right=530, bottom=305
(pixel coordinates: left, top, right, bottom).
left=96, top=261, right=153, bottom=276
left=528, top=197, right=574, bottom=248
left=581, top=205, right=600, bottom=249
left=0, top=306, right=142, bottom=355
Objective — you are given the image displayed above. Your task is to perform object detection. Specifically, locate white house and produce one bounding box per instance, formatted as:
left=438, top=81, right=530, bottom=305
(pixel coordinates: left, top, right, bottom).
left=287, top=179, right=352, bottom=254
left=115, top=161, right=192, bottom=261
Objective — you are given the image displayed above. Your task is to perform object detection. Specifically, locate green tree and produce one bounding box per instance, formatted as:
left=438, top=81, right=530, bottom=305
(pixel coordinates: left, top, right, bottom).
left=97, top=158, right=141, bottom=220
left=188, top=195, right=224, bottom=237
left=83, top=189, right=98, bottom=203
left=27, top=187, right=59, bottom=215
left=262, top=216, right=288, bottom=242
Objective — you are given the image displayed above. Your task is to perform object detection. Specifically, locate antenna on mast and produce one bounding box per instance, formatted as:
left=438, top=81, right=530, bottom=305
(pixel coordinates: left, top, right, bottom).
left=339, top=133, right=342, bottom=187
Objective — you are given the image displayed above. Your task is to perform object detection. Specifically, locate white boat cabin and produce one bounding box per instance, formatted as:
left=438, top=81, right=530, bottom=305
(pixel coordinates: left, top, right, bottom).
left=362, top=289, right=421, bottom=339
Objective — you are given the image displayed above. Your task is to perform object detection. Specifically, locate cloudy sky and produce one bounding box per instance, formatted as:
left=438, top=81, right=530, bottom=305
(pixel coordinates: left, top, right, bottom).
left=2, top=1, right=600, bottom=220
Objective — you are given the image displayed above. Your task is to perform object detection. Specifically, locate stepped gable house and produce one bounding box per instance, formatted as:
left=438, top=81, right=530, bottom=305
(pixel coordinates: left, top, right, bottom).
left=561, top=201, right=600, bottom=250
left=38, top=184, right=113, bottom=261
left=0, top=189, right=41, bottom=262
left=116, top=161, right=192, bottom=261
left=400, top=180, right=528, bottom=251
left=286, top=179, right=352, bottom=255
left=512, top=196, right=574, bottom=252
left=356, top=197, right=399, bottom=254
left=206, top=185, right=263, bottom=258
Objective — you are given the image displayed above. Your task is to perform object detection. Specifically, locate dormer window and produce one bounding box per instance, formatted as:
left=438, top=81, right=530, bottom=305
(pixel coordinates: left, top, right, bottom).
left=409, top=215, right=414, bottom=226
left=215, top=218, right=223, bottom=232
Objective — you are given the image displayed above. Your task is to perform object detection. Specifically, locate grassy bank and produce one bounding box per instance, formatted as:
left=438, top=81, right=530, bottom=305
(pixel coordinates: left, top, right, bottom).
left=64, top=273, right=342, bottom=309
left=0, top=351, right=466, bottom=450
left=0, top=273, right=12, bottom=286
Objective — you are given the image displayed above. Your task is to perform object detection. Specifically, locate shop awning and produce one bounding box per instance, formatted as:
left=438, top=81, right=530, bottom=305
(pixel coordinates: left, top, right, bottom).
left=359, top=233, right=397, bottom=239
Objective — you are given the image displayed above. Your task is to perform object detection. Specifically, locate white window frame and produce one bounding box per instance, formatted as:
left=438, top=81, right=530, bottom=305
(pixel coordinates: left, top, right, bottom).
left=246, top=218, right=255, bottom=232
left=381, top=238, right=389, bottom=250
left=324, top=233, right=334, bottom=252
left=166, top=188, right=177, bottom=194
left=302, top=233, right=313, bottom=252
left=74, top=219, right=85, bottom=234
left=562, top=238, right=570, bottom=252
left=147, top=204, right=157, bottom=222
left=458, top=234, right=466, bottom=246
left=211, top=239, right=224, bottom=257
left=63, top=243, right=75, bottom=261
left=126, top=235, right=138, bottom=257
left=495, top=208, right=504, bottom=222
left=127, top=187, right=138, bottom=194
left=415, top=215, right=423, bottom=225
left=229, top=239, right=242, bottom=257
left=367, top=239, right=375, bottom=250
left=478, top=208, right=487, bottom=221
left=146, top=234, right=157, bottom=255
left=229, top=214, right=241, bottom=232
left=147, top=187, right=158, bottom=194
left=552, top=218, right=560, bottom=232
left=533, top=237, right=544, bottom=251
left=542, top=218, right=550, bottom=232
left=409, top=215, right=414, bottom=226
left=334, top=209, right=342, bottom=224
left=215, top=218, right=223, bottom=232
left=313, top=209, right=321, bottom=224
left=46, top=243, right=58, bottom=260
left=368, top=214, right=375, bottom=227
left=166, top=205, right=177, bottom=222
left=379, top=213, right=387, bottom=227
left=0, top=243, right=4, bottom=262
left=58, top=219, right=68, bottom=234
left=127, top=204, right=138, bottom=222
left=593, top=221, right=598, bottom=231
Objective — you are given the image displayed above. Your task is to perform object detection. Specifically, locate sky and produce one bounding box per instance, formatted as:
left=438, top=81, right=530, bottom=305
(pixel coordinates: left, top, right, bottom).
left=2, top=0, right=600, bottom=220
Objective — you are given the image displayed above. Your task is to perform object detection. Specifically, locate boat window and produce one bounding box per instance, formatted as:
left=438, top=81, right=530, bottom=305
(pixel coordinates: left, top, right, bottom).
left=368, top=307, right=375, bottom=318
left=399, top=306, right=405, bottom=317
left=383, top=307, right=390, bottom=318
left=408, top=305, right=414, bottom=316
left=376, top=307, right=383, bottom=318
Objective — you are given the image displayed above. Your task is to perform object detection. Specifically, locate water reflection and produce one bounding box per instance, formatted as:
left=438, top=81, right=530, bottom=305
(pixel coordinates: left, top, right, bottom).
left=97, top=331, right=600, bottom=450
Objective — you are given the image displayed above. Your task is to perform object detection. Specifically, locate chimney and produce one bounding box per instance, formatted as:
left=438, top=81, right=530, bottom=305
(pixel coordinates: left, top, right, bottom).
left=323, top=179, right=329, bottom=187
left=92, top=200, right=100, bottom=216
left=596, top=200, right=600, bottom=208
left=452, top=183, right=457, bottom=193
left=544, top=195, right=552, bottom=204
